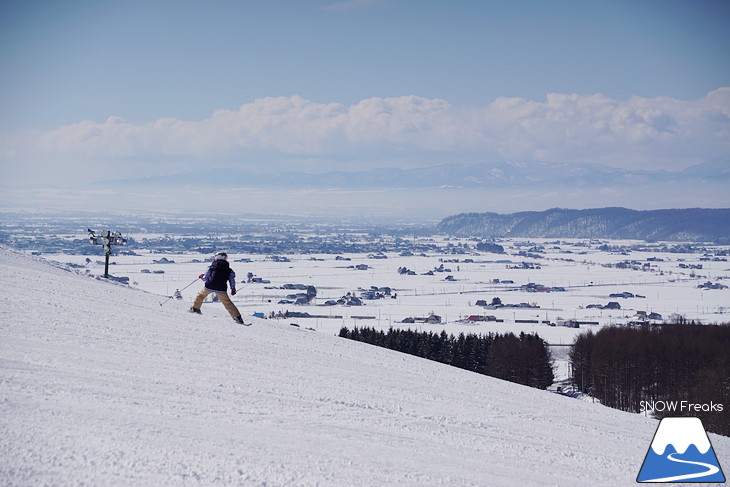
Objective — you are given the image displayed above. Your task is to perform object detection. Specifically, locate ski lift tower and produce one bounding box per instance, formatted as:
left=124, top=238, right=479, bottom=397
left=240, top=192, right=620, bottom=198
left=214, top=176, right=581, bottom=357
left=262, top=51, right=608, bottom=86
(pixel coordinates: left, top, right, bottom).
left=88, top=229, right=126, bottom=278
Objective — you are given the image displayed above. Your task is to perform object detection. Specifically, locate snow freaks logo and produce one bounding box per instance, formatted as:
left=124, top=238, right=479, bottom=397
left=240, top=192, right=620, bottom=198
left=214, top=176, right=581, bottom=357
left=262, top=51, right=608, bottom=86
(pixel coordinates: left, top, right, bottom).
left=640, top=400, right=724, bottom=414
left=636, top=417, right=726, bottom=483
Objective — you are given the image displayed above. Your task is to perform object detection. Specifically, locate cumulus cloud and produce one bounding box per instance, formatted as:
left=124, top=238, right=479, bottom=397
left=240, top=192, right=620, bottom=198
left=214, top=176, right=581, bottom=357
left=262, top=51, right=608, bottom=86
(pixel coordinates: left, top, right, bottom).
left=475, top=88, right=730, bottom=165
left=3, top=89, right=730, bottom=184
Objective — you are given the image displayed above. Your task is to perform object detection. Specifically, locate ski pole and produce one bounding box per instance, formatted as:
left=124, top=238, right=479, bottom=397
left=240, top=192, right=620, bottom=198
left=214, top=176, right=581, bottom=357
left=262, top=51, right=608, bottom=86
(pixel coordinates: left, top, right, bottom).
left=159, top=276, right=200, bottom=307
left=231, top=281, right=252, bottom=299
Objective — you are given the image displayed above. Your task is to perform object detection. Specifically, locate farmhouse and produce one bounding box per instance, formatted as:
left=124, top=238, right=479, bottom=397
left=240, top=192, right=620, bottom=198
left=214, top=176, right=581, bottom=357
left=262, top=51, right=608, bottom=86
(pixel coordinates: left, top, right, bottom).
left=465, top=315, right=500, bottom=322
left=403, top=314, right=442, bottom=324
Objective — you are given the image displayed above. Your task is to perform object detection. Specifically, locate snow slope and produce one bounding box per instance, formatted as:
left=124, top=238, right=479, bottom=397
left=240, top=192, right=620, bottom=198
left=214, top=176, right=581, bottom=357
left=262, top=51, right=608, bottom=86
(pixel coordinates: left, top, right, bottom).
left=1, top=247, right=727, bottom=486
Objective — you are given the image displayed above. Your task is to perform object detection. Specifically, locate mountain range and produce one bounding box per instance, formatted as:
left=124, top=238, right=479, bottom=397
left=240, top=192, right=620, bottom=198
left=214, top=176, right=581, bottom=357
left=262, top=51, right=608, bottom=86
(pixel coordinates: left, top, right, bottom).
left=7, top=157, right=727, bottom=219
left=97, top=157, right=730, bottom=190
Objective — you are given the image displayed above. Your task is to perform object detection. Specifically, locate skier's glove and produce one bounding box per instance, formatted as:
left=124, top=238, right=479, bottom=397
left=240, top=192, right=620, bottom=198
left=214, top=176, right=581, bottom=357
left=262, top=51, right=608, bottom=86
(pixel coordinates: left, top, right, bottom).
left=231, top=289, right=237, bottom=295
left=198, top=274, right=204, bottom=279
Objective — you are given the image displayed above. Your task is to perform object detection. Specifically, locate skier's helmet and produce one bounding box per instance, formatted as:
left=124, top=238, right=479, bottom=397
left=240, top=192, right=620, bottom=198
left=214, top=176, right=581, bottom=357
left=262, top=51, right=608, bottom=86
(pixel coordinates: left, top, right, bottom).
left=214, top=252, right=228, bottom=260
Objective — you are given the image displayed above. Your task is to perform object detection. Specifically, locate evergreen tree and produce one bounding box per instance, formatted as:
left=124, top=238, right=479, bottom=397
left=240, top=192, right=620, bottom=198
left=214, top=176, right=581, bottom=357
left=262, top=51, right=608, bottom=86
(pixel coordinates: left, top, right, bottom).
left=569, top=323, right=730, bottom=436
left=339, top=326, right=553, bottom=391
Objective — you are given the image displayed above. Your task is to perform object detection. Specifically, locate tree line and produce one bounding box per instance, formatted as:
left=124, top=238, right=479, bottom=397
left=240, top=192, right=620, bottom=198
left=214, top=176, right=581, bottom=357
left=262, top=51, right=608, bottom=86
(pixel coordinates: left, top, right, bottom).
left=570, top=324, right=729, bottom=436
left=339, top=326, right=554, bottom=390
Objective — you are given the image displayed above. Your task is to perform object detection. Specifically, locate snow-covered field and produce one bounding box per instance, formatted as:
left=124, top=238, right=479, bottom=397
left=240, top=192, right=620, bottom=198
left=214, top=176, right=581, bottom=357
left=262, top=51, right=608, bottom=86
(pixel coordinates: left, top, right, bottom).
left=44, top=237, right=730, bottom=381
left=1, top=246, right=728, bottom=486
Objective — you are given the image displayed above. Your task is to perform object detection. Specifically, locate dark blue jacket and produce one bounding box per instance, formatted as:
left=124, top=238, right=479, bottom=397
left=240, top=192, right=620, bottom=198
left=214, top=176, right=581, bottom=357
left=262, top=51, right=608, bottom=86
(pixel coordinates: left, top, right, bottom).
left=204, top=259, right=236, bottom=293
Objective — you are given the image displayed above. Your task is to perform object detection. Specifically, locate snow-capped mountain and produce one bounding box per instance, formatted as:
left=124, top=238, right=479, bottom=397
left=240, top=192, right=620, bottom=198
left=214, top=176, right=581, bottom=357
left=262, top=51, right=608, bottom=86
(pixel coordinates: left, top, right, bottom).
left=91, top=158, right=730, bottom=191
left=5, top=158, right=729, bottom=218
left=1, top=247, right=728, bottom=486
left=651, top=417, right=713, bottom=456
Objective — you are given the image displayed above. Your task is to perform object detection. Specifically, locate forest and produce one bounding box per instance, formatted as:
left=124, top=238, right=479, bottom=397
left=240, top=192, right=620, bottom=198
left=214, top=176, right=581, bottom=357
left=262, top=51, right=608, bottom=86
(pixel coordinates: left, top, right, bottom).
left=570, top=324, right=729, bottom=436
left=339, top=326, right=554, bottom=390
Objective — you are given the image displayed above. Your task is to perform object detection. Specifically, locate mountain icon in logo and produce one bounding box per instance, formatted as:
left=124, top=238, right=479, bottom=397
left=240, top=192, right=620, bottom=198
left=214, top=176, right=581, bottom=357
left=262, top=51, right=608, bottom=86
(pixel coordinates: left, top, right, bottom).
left=637, top=417, right=725, bottom=483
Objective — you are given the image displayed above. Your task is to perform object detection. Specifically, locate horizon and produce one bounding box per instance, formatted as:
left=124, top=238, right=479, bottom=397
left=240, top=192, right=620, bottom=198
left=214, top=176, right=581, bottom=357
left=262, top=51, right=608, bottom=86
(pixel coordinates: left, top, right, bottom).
left=2, top=205, right=730, bottom=233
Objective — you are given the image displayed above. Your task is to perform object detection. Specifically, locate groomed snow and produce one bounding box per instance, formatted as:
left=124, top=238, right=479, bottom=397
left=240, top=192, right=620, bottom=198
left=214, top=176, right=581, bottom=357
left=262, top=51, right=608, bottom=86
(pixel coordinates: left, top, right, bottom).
left=1, top=247, right=727, bottom=486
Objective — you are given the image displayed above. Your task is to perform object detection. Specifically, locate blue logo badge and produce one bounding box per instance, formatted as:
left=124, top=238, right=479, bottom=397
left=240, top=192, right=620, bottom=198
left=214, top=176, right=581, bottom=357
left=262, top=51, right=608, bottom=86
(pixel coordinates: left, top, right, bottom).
left=637, top=417, right=725, bottom=483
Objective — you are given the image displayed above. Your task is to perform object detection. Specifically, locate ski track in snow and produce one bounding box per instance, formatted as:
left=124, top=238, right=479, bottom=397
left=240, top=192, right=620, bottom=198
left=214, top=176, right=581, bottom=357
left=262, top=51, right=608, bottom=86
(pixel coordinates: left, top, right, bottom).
left=1, top=247, right=728, bottom=486
left=642, top=453, right=721, bottom=482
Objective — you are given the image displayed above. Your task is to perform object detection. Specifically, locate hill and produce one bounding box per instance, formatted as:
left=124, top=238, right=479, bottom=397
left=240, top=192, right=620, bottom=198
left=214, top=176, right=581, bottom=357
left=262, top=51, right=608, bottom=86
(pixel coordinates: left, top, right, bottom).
left=436, top=207, right=730, bottom=242
left=1, top=247, right=727, bottom=486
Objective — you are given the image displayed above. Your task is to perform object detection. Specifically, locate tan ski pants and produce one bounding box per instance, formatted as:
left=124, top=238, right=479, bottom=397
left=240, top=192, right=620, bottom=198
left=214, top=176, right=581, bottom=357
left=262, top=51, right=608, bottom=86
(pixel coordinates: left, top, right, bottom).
left=193, top=289, right=241, bottom=319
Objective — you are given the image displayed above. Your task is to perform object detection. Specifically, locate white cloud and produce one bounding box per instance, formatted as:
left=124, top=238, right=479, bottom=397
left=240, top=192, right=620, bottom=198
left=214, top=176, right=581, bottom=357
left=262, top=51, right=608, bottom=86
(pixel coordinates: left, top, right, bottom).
left=473, top=88, right=730, bottom=166
left=211, top=96, right=348, bottom=153
left=3, top=89, right=729, bottom=185
left=345, top=96, right=456, bottom=147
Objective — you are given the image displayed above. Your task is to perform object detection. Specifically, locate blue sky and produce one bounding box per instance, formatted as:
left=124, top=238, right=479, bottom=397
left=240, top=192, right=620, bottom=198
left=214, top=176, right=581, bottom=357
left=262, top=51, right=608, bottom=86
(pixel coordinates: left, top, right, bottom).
left=1, top=0, right=729, bottom=215
left=2, top=0, right=728, bottom=130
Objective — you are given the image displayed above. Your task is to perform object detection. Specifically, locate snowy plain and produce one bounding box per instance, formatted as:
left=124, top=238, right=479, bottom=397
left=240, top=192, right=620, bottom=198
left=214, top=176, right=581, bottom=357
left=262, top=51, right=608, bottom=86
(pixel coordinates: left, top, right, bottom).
left=53, top=237, right=730, bottom=331
left=1, top=245, right=728, bottom=486
left=46, top=236, right=730, bottom=381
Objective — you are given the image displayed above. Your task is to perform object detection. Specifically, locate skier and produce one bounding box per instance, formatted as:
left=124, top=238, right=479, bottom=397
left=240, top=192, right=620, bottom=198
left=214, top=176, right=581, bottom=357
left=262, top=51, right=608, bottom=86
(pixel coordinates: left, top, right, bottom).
left=189, top=252, right=245, bottom=325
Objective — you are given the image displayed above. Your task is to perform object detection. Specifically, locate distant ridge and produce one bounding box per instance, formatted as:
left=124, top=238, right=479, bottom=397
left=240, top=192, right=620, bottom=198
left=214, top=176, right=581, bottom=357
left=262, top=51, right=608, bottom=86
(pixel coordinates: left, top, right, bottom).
left=93, top=157, right=730, bottom=190
left=436, top=208, right=730, bottom=242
